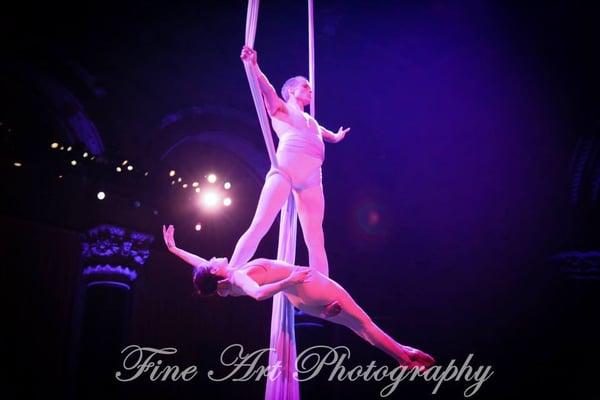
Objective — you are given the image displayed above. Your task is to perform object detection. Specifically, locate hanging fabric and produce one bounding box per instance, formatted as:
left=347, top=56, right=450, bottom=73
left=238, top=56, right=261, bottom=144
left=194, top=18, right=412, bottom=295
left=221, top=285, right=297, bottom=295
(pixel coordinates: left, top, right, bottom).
left=243, top=1, right=316, bottom=399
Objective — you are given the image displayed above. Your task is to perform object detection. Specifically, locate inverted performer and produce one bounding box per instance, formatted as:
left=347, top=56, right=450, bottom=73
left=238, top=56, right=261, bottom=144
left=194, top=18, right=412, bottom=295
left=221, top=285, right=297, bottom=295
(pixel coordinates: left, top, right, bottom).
left=231, top=46, right=351, bottom=276
left=164, top=225, right=435, bottom=368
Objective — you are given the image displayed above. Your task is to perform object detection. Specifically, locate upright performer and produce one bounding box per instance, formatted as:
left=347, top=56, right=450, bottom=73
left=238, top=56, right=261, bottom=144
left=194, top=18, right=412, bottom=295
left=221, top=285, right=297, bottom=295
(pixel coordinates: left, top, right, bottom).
left=230, top=46, right=351, bottom=276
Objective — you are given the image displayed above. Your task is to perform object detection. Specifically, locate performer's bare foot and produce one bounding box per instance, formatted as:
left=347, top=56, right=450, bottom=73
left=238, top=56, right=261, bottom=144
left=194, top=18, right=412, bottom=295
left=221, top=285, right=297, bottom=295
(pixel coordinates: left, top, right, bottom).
left=320, top=301, right=342, bottom=318
left=404, top=345, right=436, bottom=369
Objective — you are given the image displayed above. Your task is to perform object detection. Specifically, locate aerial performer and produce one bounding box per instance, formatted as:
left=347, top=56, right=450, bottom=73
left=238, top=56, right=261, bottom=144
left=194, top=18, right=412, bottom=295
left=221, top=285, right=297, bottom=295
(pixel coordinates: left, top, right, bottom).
left=229, top=45, right=351, bottom=276
left=163, top=225, right=435, bottom=369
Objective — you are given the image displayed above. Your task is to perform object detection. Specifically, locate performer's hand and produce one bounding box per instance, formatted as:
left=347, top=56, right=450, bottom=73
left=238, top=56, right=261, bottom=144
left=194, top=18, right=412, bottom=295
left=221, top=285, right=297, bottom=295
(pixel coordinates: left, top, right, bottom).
left=240, top=45, right=257, bottom=65
left=162, top=224, right=177, bottom=252
left=287, top=267, right=311, bottom=285
left=335, top=126, right=350, bottom=142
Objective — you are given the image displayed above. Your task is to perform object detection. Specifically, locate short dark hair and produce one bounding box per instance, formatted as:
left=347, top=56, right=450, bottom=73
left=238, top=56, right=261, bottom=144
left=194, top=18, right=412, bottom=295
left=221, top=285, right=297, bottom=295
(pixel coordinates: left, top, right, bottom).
left=193, top=265, right=219, bottom=296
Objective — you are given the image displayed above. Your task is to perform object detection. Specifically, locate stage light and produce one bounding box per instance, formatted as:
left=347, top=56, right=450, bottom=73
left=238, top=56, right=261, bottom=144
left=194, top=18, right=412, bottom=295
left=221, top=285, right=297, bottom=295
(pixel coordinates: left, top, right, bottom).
left=97, top=191, right=106, bottom=200
left=83, top=152, right=89, bottom=158
left=144, top=171, right=149, bottom=176
left=90, top=156, right=95, bottom=160
left=192, top=182, right=199, bottom=187
left=171, top=180, right=175, bottom=185
left=127, top=165, right=133, bottom=171
left=60, top=146, right=64, bottom=150
left=177, top=177, right=182, bottom=182
left=224, top=182, right=231, bottom=190
left=195, top=223, right=202, bottom=231
left=182, top=183, right=188, bottom=188
left=67, top=146, right=72, bottom=152
left=223, top=197, right=232, bottom=206
left=122, top=160, right=128, bottom=165
left=58, top=175, right=63, bottom=179
left=50, top=142, right=59, bottom=149
left=153, top=210, right=159, bottom=215
left=169, top=170, right=176, bottom=177
left=201, top=191, right=220, bottom=209
left=207, top=174, right=217, bottom=183
left=133, top=200, right=141, bottom=208
left=116, top=166, right=122, bottom=172
left=71, top=160, right=77, bottom=166
left=13, top=162, right=22, bottom=167
left=195, top=188, right=200, bottom=193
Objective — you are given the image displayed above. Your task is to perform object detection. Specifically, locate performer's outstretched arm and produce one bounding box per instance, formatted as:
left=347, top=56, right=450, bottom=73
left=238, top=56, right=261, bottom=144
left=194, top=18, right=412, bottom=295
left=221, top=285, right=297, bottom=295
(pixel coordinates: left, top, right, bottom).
left=320, top=125, right=351, bottom=143
left=241, top=46, right=287, bottom=117
left=162, top=225, right=208, bottom=268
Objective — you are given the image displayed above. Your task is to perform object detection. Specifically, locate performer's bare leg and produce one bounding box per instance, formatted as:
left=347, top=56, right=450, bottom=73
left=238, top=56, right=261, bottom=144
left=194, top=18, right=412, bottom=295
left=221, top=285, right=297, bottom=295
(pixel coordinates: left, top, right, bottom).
left=229, top=173, right=291, bottom=268
left=295, top=184, right=329, bottom=276
left=326, top=293, right=435, bottom=367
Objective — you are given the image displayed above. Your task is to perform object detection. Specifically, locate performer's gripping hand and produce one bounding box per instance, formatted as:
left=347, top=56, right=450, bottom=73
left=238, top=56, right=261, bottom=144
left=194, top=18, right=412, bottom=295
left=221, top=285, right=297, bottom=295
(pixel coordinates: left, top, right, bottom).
left=286, top=267, right=312, bottom=285
left=240, top=45, right=257, bottom=65
left=162, top=224, right=177, bottom=252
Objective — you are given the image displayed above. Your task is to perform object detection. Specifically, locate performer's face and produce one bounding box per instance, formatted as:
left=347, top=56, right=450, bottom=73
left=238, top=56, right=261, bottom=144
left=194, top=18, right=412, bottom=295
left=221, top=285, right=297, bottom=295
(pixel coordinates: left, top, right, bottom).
left=209, top=257, right=229, bottom=278
left=290, top=80, right=312, bottom=106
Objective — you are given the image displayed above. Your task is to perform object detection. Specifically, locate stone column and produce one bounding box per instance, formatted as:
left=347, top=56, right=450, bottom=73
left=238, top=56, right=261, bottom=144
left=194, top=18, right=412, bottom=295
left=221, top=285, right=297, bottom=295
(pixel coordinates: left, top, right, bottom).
left=76, top=224, right=153, bottom=397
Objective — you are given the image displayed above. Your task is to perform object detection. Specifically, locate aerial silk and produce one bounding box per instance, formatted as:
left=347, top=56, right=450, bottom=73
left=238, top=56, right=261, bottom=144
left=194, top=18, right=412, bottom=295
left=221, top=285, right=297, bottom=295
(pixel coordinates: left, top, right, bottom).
left=244, top=1, right=315, bottom=399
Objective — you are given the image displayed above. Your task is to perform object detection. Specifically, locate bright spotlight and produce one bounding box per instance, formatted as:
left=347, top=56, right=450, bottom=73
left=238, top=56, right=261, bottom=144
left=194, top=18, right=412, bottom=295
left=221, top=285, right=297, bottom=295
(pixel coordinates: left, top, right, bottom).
left=195, top=223, right=202, bottom=231
left=169, top=170, right=176, bottom=177
left=202, top=191, right=220, bottom=209
left=97, top=191, right=106, bottom=200
left=67, top=146, right=72, bottom=152
left=177, top=177, right=182, bottom=183
left=182, top=183, right=188, bottom=188
left=50, top=142, right=59, bottom=149
left=116, top=166, right=122, bottom=172
left=127, top=165, right=133, bottom=171
left=224, top=182, right=231, bottom=190
left=71, top=160, right=77, bottom=166
left=195, top=188, right=200, bottom=193
left=83, top=152, right=89, bottom=158
left=122, top=160, right=128, bottom=165
left=192, top=182, right=199, bottom=187
left=223, top=197, right=232, bottom=206
left=13, top=162, right=22, bottom=167
left=207, top=174, right=217, bottom=183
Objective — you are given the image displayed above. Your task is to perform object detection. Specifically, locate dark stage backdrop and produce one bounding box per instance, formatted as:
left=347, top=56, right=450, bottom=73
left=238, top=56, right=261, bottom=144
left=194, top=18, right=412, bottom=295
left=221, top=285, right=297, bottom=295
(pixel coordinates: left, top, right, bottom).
left=2, top=0, right=599, bottom=399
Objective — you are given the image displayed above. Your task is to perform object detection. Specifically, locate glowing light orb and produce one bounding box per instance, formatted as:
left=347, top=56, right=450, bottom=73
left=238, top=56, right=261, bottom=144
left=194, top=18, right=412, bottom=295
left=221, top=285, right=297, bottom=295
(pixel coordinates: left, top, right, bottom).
left=202, top=191, right=220, bottom=209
